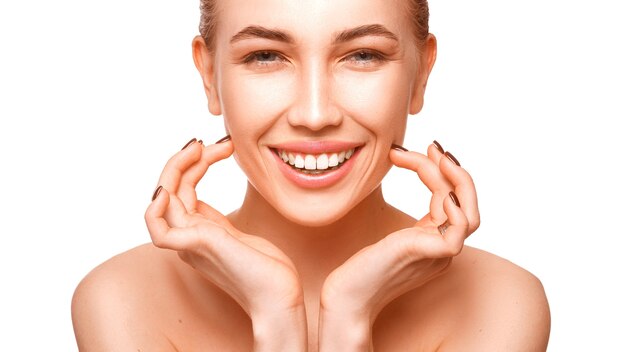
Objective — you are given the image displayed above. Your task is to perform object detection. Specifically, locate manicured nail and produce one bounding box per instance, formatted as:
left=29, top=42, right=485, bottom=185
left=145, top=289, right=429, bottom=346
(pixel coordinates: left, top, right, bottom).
left=432, top=140, right=445, bottom=154
left=181, top=138, right=197, bottom=150
left=197, top=140, right=203, bottom=145
left=444, top=151, right=461, bottom=166
left=391, top=143, right=408, bottom=152
left=449, top=191, right=460, bottom=207
left=215, top=135, right=231, bottom=144
left=152, top=185, right=163, bottom=201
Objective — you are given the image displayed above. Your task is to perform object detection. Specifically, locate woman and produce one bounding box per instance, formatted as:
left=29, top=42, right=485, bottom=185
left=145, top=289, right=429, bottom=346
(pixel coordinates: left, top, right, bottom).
left=72, top=0, right=550, bottom=350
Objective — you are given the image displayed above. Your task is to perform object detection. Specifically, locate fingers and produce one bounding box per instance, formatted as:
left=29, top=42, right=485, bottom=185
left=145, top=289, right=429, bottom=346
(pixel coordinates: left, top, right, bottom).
left=437, top=150, right=480, bottom=233
left=438, top=192, right=470, bottom=255
left=427, top=140, right=445, bottom=165
left=155, top=138, right=204, bottom=197
left=178, top=138, right=234, bottom=211
left=145, top=186, right=226, bottom=251
left=391, top=141, right=480, bottom=233
left=154, top=136, right=233, bottom=213
left=389, top=147, right=453, bottom=194
left=145, top=186, right=190, bottom=250
left=392, top=193, right=469, bottom=261
left=389, top=144, right=453, bottom=223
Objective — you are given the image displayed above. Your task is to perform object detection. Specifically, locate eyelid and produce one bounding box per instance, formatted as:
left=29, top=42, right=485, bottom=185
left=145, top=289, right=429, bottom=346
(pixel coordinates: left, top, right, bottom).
left=340, top=49, right=388, bottom=65
left=242, top=50, right=287, bottom=64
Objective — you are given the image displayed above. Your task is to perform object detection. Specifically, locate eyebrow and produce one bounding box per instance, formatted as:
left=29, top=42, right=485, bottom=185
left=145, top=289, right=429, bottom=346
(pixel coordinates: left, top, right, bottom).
left=229, top=24, right=398, bottom=45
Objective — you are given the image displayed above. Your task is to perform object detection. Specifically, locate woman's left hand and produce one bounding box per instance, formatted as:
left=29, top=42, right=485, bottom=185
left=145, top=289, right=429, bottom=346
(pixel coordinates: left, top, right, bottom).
left=318, top=142, right=480, bottom=351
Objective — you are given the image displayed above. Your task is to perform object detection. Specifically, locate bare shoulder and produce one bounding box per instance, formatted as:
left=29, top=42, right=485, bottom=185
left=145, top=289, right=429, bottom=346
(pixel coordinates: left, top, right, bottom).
left=71, top=244, right=180, bottom=351
left=72, top=244, right=251, bottom=351
left=375, top=246, right=550, bottom=351
left=439, top=246, right=551, bottom=351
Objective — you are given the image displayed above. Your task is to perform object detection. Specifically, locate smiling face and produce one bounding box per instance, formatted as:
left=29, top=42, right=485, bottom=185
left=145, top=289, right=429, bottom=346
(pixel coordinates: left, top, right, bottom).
left=194, top=0, right=436, bottom=226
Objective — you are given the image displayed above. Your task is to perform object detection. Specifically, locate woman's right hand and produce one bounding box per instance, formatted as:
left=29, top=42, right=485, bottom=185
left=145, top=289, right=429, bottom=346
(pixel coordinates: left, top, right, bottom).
left=144, top=137, right=307, bottom=351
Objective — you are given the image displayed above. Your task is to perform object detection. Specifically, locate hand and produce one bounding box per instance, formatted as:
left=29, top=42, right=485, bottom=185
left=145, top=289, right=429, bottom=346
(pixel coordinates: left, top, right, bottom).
left=144, top=137, right=307, bottom=351
left=319, top=142, right=480, bottom=351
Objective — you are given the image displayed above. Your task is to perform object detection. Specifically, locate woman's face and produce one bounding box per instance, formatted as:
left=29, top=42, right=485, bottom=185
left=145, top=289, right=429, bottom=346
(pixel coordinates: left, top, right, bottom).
left=197, top=0, right=435, bottom=226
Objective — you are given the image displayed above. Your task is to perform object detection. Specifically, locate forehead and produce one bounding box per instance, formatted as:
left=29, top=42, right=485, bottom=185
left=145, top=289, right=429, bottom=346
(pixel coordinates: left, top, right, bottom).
left=215, top=0, right=412, bottom=44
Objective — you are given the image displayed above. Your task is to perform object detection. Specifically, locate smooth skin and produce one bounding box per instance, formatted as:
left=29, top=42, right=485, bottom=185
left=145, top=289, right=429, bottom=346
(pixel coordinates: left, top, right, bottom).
left=72, top=0, right=550, bottom=351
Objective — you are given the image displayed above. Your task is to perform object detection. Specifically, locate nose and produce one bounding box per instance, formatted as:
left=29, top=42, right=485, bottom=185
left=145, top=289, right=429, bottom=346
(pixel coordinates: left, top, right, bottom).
left=286, top=62, right=342, bottom=131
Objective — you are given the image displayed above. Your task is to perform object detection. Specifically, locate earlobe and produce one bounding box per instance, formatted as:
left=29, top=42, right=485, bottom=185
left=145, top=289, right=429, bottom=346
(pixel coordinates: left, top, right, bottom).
left=409, top=34, right=438, bottom=115
left=192, top=36, right=222, bottom=116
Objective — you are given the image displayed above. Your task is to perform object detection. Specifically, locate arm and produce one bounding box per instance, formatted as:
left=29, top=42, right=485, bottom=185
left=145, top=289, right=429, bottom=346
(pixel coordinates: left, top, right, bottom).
left=146, top=137, right=307, bottom=351
left=319, top=142, right=479, bottom=351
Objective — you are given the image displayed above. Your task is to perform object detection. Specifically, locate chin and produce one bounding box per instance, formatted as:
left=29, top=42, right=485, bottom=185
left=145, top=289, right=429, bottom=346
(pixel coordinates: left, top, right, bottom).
left=275, top=200, right=355, bottom=228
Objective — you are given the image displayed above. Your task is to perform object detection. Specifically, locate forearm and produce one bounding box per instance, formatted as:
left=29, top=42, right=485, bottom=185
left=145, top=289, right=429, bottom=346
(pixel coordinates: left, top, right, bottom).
left=251, top=305, right=308, bottom=352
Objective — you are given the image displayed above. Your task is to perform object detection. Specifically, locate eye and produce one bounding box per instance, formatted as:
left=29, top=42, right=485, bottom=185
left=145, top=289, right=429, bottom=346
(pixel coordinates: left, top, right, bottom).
left=243, top=51, right=285, bottom=66
left=342, top=50, right=386, bottom=67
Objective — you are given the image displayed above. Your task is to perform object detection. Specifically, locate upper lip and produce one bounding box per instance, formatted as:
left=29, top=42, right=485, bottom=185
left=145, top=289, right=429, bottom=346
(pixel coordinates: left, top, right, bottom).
left=267, top=140, right=363, bottom=154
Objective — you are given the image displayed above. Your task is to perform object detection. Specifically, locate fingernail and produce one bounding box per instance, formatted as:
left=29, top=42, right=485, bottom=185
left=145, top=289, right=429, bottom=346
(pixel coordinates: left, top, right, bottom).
left=449, top=191, right=460, bottom=207
left=215, top=135, right=231, bottom=144
left=433, top=140, right=445, bottom=154
left=152, top=185, right=163, bottom=201
left=181, top=138, right=197, bottom=150
left=197, top=140, right=203, bottom=145
left=391, top=143, right=408, bottom=152
left=444, top=151, right=461, bottom=166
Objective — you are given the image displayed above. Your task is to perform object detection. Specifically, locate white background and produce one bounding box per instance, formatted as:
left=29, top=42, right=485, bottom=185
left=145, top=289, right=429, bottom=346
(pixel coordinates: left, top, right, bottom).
left=1, top=0, right=624, bottom=350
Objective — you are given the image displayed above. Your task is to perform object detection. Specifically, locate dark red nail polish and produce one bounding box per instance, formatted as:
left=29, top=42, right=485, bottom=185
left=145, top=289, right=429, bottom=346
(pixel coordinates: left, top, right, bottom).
left=433, top=140, right=445, bottom=154
left=152, top=185, right=163, bottom=201
left=181, top=138, right=197, bottom=150
left=197, top=140, right=203, bottom=145
left=445, top=151, right=461, bottom=166
left=449, top=191, right=460, bottom=207
left=215, top=135, right=231, bottom=144
left=391, top=143, right=408, bottom=152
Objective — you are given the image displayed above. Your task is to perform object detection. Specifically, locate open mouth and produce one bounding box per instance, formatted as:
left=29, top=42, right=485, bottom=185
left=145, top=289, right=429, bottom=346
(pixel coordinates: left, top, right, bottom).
left=272, top=147, right=360, bottom=175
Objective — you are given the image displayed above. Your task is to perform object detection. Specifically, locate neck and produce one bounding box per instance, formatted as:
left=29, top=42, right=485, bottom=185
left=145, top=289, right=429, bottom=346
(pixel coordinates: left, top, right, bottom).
left=227, top=183, right=414, bottom=350
left=228, top=183, right=414, bottom=288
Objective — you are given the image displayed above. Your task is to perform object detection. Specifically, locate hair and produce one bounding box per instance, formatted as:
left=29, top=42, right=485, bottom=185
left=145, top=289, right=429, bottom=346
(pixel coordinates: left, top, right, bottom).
left=199, top=0, right=429, bottom=52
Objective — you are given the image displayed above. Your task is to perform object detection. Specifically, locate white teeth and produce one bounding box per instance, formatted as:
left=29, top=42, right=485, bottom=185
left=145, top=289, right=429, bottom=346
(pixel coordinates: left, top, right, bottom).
left=328, top=153, right=338, bottom=167
left=338, top=151, right=346, bottom=163
left=304, top=155, right=316, bottom=170
left=317, top=154, right=329, bottom=170
left=294, top=154, right=304, bottom=168
left=346, top=148, right=354, bottom=159
left=277, top=148, right=357, bottom=171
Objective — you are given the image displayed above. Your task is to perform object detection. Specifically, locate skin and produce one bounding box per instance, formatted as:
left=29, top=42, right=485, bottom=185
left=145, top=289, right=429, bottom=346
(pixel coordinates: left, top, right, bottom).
left=72, top=0, right=551, bottom=351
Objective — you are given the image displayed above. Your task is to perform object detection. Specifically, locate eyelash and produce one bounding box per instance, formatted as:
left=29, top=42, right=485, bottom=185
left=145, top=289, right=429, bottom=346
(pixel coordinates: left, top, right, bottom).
left=241, top=49, right=388, bottom=68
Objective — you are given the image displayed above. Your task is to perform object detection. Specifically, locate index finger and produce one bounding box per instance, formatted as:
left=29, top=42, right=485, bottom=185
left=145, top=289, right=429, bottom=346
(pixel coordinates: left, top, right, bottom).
left=389, top=147, right=453, bottom=194
left=177, top=136, right=234, bottom=211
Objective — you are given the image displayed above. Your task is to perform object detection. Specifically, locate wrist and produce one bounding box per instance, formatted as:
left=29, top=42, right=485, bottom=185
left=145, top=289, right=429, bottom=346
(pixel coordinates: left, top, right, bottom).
left=250, top=304, right=308, bottom=352
left=318, top=306, right=373, bottom=352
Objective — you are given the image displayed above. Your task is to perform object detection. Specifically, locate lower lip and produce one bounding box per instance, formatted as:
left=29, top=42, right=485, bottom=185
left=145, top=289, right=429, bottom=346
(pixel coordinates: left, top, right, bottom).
left=272, top=148, right=361, bottom=189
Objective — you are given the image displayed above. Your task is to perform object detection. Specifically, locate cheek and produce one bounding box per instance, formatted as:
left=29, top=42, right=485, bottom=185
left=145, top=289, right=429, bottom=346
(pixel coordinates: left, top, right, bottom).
left=220, top=71, right=295, bottom=138
left=333, top=67, right=411, bottom=138
left=218, top=71, right=296, bottom=183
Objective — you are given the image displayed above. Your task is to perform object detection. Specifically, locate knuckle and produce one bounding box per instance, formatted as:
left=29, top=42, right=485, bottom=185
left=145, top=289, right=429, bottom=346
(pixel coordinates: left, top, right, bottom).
left=150, top=233, right=167, bottom=248
left=443, top=239, right=464, bottom=257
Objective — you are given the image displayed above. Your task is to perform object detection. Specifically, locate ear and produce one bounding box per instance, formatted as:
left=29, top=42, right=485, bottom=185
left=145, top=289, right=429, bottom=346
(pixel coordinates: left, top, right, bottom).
left=192, top=36, right=222, bottom=116
left=409, top=34, right=437, bottom=115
